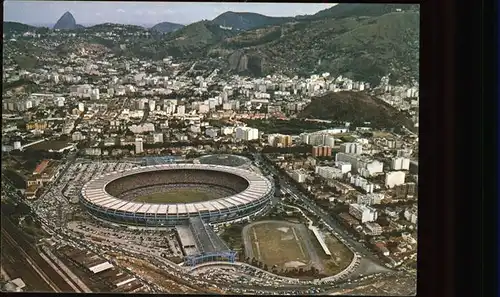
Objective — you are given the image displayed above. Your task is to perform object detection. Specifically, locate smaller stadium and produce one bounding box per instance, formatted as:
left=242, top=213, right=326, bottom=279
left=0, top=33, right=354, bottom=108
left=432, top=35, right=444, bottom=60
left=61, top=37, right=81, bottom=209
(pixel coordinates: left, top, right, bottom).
left=242, top=221, right=324, bottom=272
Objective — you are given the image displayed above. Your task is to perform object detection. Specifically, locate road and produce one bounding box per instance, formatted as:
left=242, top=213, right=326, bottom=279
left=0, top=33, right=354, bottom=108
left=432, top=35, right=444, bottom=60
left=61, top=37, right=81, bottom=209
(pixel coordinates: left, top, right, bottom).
left=1, top=214, right=77, bottom=292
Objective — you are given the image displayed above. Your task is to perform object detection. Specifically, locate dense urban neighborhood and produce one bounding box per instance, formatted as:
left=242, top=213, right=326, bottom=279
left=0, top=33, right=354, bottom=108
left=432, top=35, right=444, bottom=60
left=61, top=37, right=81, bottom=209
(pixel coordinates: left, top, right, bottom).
left=2, top=3, right=418, bottom=295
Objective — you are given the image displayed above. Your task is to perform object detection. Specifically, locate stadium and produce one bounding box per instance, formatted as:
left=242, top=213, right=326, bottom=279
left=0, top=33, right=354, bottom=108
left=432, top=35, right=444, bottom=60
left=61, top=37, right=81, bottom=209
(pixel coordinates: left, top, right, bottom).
left=80, top=163, right=274, bottom=228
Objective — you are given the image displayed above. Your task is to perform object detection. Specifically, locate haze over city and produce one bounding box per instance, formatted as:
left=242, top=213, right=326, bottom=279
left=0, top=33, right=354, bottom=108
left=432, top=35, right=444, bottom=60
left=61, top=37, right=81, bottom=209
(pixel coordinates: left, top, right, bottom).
left=4, top=1, right=337, bottom=26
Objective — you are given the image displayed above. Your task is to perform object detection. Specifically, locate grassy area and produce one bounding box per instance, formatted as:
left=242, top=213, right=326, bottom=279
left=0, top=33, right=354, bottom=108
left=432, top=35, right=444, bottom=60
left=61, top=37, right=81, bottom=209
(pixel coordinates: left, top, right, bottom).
left=13, top=55, right=38, bottom=69
left=309, top=231, right=354, bottom=276
left=132, top=189, right=216, bottom=203
left=372, top=130, right=394, bottom=138
left=220, top=223, right=244, bottom=250
left=249, top=222, right=311, bottom=269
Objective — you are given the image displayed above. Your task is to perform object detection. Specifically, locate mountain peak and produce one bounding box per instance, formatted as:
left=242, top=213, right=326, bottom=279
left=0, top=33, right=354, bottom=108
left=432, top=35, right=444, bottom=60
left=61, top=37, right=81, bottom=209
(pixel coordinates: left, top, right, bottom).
left=54, top=11, right=77, bottom=30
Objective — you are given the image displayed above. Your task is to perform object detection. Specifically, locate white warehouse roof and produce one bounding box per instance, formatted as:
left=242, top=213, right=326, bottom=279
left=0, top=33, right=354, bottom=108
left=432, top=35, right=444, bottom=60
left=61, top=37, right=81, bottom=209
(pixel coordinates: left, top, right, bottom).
left=89, top=261, right=114, bottom=274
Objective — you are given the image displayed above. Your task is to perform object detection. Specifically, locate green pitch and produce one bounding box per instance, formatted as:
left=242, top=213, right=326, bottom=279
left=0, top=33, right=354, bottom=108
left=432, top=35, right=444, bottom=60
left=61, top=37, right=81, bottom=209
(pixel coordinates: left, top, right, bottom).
left=132, top=189, right=217, bottom=203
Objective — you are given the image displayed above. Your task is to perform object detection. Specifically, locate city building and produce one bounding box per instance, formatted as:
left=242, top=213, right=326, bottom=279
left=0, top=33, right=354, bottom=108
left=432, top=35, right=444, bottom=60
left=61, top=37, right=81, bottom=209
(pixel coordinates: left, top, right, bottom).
left=312, top=145, right=332, bottom=157
left=357, top=193, right=384, bottom=205
left=135, top=138, right=144, bottom=154
left=315, top=166, right=343, bottom=179
left=350, top=175, right=375, bottom=193
left=393, top=182, right=417, bottom=199
left=404, top=206, right=418, bottom=224
left=385, top=171, right=406, bottom=188
left=349, top=203, right=378, bottom=223
left=267, top=134, right=292, bottom=147
left=391, top=157, right=411, bottom=170
left=235, top=127, right=259, bottom=141
left=291, top=170, right=307, bottom=183
left=340, top=142, right=363, bottom=154
left=364, top=222, right=383, bottom=235
left=152, top=133, right=164, bottom=143
left=335, top=161, right=352, bottom=173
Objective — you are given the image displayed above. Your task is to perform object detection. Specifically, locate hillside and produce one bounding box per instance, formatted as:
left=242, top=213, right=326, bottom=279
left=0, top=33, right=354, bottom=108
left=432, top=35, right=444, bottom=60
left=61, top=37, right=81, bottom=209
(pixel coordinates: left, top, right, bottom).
left=310, top=3, right=420, bottom=20
left=126, top=21, right=239, bottom=59
left=150, top=22, right=184, bottom=33
left=209, top=7, right=419, bottom=84
left=3, top=22, right=37, bottom=34
left=212, top=11, right=293, bottom=31
left=298, top=91, right=415, bottom=130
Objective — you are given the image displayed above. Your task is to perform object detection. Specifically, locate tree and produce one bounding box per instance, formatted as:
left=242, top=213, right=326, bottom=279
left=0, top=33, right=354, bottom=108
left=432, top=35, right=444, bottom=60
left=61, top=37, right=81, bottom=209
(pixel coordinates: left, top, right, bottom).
left=263, top=264, right=268, bottom=271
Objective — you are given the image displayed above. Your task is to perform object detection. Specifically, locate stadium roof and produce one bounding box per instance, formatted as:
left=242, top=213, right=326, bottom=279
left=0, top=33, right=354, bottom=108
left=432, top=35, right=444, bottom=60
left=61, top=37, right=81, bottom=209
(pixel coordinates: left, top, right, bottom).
left=189, top=217, right=230, bottom=253
left=81, top=163, right=273, bottom=215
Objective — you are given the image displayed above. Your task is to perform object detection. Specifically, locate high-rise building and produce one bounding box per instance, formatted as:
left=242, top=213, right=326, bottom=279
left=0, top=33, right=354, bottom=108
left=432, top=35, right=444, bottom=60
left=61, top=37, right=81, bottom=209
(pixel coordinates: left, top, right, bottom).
left=312, top=146, right=332, bottom=157
left=235, top=127, right=259, bottom=141
left=349, top=203, right=378, bottom=223
left=391, top=157, right=411, bottom=170
left=340, top=142, right=363, bottom=154
left=135, top=138, right=144, bottom=154
left=78, top=102, right=85, bottom=112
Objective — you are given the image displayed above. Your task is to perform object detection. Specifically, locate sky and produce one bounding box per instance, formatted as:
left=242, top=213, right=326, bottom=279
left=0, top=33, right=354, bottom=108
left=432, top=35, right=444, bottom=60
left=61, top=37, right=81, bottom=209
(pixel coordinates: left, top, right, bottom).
left=3, top=1, right=337, bottom=26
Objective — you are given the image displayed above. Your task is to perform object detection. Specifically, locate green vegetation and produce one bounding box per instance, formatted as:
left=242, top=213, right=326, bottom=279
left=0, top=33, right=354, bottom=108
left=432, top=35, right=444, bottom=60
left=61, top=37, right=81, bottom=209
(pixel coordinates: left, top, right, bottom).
left=3, top=78, right=40, bottom=93
left=241, top=118, right=342, bottom=134
left=298, top=91, right=415, bottom=131
left=212, top=11, right=293, bottom=31
left=13, top=55, right=38, bottom=69
left=220, top=223, right=245, bottom=250
left=210, top=5, right=419, bottom=84
left=132, top=189, right=217, bottom=203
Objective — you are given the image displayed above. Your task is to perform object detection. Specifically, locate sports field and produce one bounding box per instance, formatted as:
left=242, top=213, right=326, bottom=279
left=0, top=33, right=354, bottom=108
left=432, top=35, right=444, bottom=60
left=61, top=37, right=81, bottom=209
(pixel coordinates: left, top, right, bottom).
left=244, top=221, right=316, bottom=270
left=309, top=231, right=354, bottom=276
left=132, top=189, right=217, bottom=203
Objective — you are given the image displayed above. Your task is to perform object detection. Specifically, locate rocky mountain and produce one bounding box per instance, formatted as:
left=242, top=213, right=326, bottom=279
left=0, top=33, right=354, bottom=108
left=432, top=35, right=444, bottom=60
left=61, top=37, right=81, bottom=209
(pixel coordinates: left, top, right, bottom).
left=53, top=11, right=77, bottom=30
left=212, top=11, right=293, bottom=31
left=298, top=91, right=415, bottom=130
left=150, top=22, right=184, bottom=33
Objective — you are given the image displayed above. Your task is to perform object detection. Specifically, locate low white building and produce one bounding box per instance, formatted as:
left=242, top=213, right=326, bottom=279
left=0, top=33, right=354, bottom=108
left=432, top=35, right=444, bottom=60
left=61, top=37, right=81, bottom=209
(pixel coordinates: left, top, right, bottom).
left=385, top=171, right=406, bottom=188
left=235, top=127, right=259, bottom=141
left=291, top=170, right=307, bottom=183
left=335, top=161, right=352, bottom=173
left=315, top=166, right=343, bottom=179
